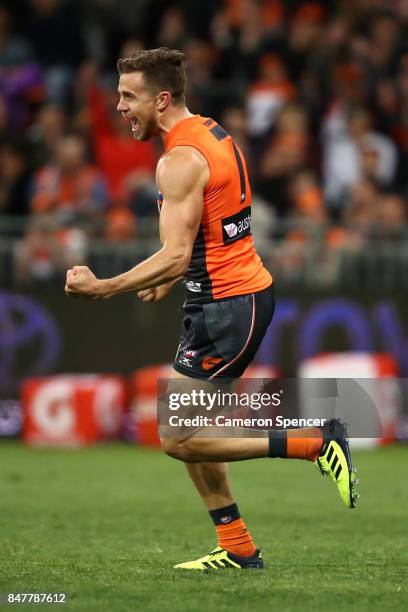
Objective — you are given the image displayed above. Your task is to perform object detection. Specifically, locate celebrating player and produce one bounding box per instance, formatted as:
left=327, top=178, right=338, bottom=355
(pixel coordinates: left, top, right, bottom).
left=65, top=48, right=358, bottom=571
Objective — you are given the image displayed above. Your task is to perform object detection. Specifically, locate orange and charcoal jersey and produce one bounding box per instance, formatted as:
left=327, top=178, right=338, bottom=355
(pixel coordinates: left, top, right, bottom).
left=159, top=115, right=272, bottom=303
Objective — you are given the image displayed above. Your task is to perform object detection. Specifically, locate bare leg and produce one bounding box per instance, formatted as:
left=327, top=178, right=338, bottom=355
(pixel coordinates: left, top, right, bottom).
left=185, top=462, right=234, bottom=510
left=164, top=371, right=259, bottom=558
left=160, top=369, right=269, bottom=463
left=169, top=435, right=268, bottom=462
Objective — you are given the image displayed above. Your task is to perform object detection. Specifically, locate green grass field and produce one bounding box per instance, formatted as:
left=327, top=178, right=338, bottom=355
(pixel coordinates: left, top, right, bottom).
left=1, top=442, right=407, bottom=612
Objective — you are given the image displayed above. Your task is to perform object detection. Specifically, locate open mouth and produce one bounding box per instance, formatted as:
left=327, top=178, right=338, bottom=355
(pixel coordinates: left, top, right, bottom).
left=131, top=118, right=139, bottom=132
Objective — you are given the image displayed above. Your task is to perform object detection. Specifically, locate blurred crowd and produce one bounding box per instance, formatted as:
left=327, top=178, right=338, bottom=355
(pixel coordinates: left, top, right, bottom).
left=1, top=0, right=408, bottom=285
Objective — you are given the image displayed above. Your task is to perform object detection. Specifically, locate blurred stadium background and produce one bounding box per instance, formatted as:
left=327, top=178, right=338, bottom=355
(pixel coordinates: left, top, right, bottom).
left=0, top=1, right=407, bottom=610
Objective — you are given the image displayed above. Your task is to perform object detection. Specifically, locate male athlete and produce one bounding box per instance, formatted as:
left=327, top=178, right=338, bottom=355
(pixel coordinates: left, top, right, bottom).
left=65, top=48, right=358, bottom=571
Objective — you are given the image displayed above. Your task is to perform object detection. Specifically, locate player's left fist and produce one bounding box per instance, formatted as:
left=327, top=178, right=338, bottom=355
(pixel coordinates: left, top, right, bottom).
left=65, top=266, right=102, bottom=299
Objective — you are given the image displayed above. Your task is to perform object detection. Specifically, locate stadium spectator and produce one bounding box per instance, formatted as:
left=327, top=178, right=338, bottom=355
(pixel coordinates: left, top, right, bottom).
left=256, top=102, right=313, bottom=214
left=23, top=0, right=85, bottom=106
left=323, top=106, right=397, bottom=210
left=272, top=170, right=326, bottom=280
left=374, top=193, right=408, bottom=241
left=343, top=177, right=381, bottom=235
left=79, top=63, right=157, bottom=206
left=368, top=11, right=402, bottom=78
left=184, top=39, right=217, bottom=115
left=156, top=6, right=189, bottom=50
left=247, top=54, right=296, bottom=138
left=389, top=55, right=408, bottom=192
left=27, top=103, right=67, bottom=168
left=286, top=2, right=325, bottom=80
left=232, top=0, right=285, bottom=81
left=0, top=5, right=33, bottom=69
left=29, top=134, right=108, bottom=222
left=14, top=214, right=86, bottom=286
left=0, top=5, right=43, bottom=130
left=288, top=170, right=326, bottom=222
left=0, top=138, right=32, bottom=217
left=105, top=206, right=137, bottom=242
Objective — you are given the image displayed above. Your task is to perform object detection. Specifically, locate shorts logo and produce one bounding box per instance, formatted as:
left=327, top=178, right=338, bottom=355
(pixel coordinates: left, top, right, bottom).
left=186, top=280, right=201, bottom=293
left=184, top=350, right=198, bottom=358
left=202, top=356, right=223, bottom=371
left=221, top=206, right=251, bottom=245
left=178, top=356, right=193, bottom=368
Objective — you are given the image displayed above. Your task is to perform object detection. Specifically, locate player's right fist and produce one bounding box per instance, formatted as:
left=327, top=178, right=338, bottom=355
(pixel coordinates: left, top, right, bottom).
left=65, top=265, right=102, bottom=299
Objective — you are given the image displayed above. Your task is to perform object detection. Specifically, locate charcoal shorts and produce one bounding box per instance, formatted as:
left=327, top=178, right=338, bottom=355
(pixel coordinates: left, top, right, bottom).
left=173, top=284, right=275, bottom=380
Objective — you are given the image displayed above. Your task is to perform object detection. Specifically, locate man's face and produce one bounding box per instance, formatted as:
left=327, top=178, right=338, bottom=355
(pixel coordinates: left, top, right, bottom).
left=117, top=72, right=158, bottom=141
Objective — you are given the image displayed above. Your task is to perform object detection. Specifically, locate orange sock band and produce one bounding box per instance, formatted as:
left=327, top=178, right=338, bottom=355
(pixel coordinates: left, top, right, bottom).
left=287, top=427, right=323, bottom=461
left=216, top=517, right=256, bottom=558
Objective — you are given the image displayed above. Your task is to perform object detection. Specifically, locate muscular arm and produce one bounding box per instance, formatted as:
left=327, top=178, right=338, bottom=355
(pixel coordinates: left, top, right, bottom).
left=65, top=147, right=208, bottom=298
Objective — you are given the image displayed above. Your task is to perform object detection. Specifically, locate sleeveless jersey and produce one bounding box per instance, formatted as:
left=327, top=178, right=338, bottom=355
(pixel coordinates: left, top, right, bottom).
left=161, top=115, right=272, bottom=303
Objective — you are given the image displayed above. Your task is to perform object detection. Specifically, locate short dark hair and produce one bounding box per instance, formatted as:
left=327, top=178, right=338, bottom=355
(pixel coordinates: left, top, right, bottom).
left=117, top=47, right=187, bottom=105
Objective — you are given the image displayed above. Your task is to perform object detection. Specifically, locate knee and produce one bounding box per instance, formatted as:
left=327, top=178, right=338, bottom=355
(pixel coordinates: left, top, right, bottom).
left=160, top=437, right=198, bottom=462
left=160, top=437, right=181, bottom=459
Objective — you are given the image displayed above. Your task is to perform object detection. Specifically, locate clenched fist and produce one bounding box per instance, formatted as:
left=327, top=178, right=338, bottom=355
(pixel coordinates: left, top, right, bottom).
left=65, top=266, right=103, bottom=299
